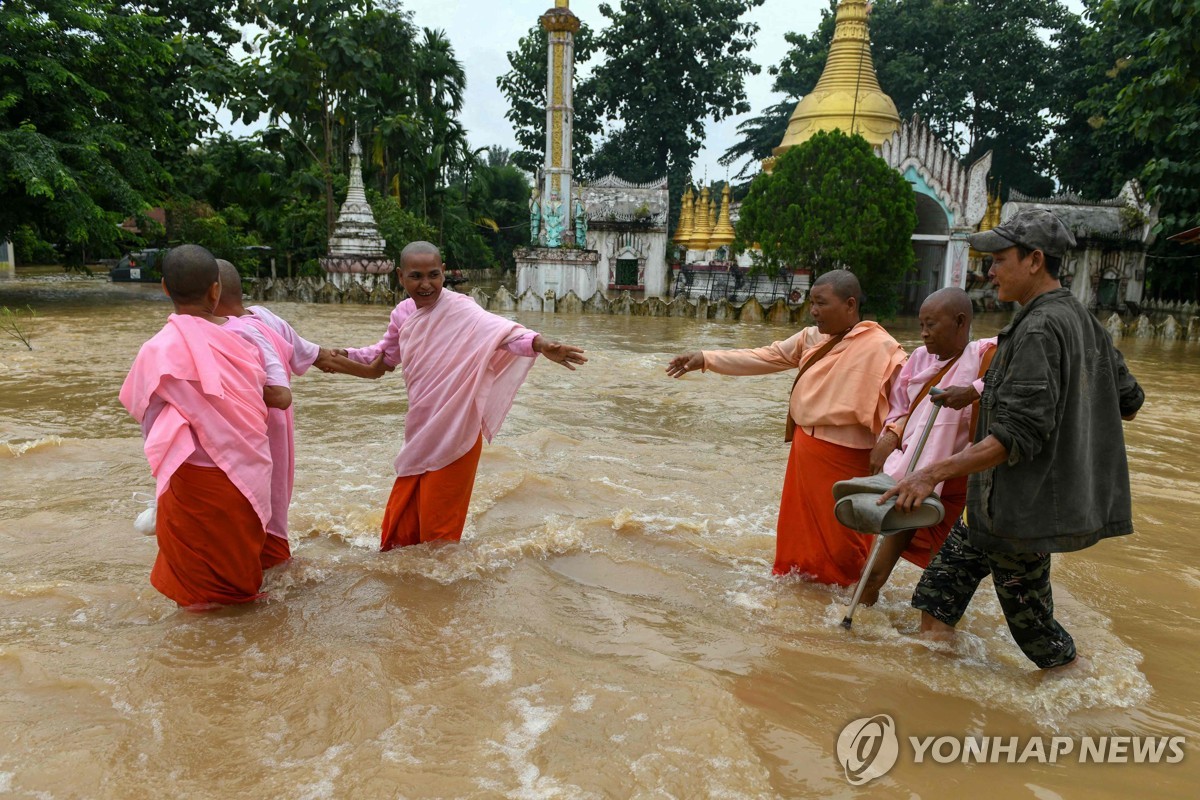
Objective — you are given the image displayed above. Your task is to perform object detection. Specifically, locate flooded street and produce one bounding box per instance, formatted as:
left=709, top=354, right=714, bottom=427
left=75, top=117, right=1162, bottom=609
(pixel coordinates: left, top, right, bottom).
left=1, top=275, right=1198, bottom=798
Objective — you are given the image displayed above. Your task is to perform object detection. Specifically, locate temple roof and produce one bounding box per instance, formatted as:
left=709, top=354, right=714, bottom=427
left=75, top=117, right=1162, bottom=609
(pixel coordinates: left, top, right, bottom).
left=775, top=0, right=900, bottom=154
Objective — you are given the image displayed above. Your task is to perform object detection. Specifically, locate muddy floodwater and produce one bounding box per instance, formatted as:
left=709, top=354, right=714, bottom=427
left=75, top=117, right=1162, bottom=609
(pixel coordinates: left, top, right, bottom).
left=1, top=274, right=1198, bottom=798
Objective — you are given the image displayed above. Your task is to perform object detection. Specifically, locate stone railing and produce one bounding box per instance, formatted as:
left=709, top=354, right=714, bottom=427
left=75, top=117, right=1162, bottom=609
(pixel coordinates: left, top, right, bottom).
left=1101, top=300, right=1200, bottom=341
left=247, top=276, right=1197, bottom=337
left=248, top=276, right=809, bottom=324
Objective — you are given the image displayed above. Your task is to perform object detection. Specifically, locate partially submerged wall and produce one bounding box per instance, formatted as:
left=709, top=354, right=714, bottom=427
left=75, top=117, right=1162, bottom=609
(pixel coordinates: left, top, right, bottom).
left=248, top=276, right=1200, bottom=339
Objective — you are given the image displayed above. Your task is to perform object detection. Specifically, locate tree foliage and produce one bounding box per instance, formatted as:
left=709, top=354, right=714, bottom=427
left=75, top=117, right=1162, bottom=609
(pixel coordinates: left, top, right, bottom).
left=723, top=0, right=1069, bottom=196
left=498, top=0, right=764, bottom=220
left=496, top=21, right=602, bottom=174
left=590, top=0, right=763, bottom=210
left=734, top=131, right=917, bottom=317
left=0, top=0, right=241, bottom=261
left=1096, top=0, right=1199, bottom=233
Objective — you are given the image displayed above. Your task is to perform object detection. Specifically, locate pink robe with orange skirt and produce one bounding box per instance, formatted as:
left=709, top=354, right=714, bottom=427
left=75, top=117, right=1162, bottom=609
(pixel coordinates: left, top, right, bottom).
left=120, top=314, right=272, bottom=606
left=346, top=291, right=539, bottom=547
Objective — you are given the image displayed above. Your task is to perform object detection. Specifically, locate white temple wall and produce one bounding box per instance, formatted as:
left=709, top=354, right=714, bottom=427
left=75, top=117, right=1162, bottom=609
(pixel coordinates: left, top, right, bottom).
left=587, top=228, right=669, bottom=298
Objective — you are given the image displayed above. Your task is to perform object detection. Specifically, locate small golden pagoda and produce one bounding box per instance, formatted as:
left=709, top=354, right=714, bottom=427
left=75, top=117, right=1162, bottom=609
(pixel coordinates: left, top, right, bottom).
left=774, top=0, right=901, bottom=157
left=688, top=186, right=715, bottom=250
left=709, top=184, right=735, bottom=249
left=673, top=186, right=695, bottom=245
left=969, top=191, right=1003, bottom=261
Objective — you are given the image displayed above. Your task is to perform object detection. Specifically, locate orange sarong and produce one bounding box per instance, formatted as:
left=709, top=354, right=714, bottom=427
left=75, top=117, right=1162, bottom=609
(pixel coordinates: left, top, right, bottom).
left=380, top=434, right=483, bottom=551
left=776, top=426, right=874, bottom=585
left=260, top=534, right=291, bottom=570
left=152, top=463, right=267, bottom=608
left=899, top=476, right=967, bottom=568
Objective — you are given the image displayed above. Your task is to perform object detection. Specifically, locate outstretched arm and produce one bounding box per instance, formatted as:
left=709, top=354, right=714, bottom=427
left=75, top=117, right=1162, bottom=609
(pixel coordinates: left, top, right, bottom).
left=533, top=334, right=587, bottom=370
left=666, top=351, right=705, bottom=378
left=342, top=304, right=407, bottom=367
left=314, top=351, right=390, bottom=379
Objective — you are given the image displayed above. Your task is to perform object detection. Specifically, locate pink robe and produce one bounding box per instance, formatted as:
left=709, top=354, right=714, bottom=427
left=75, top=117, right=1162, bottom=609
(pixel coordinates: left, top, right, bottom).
left=346, top=291, right=538, bottom=476
left=223, top=315, right=297, bottom=543
left=249, top=305, right=321, bottom=374
left=119, top=314, right=272, bottom=526
left=882, top=338, right=998, bottom=492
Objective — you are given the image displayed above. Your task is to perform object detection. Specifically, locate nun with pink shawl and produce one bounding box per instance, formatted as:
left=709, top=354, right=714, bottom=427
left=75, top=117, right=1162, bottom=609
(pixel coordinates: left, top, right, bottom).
left=337, top=242, right=587, bottom=549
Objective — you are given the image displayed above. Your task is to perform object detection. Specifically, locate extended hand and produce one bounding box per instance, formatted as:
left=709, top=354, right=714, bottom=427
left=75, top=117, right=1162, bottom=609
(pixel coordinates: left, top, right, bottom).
left=363, top=353, right=390, bottom=379
left=314, top=347, right=338, bottom=374
left=666, top=351, right=704, bottom=378
left=878, top=468, right=937, bottom=512
left=869, top=430, right=899, bottom=475
left=930, top=384, right=979, bottom=410
left=535, top=336, right=588, bottom=370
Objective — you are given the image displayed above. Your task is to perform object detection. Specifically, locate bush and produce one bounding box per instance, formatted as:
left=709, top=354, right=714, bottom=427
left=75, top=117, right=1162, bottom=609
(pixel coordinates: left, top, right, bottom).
left=735, top=130, right=917, bottom=317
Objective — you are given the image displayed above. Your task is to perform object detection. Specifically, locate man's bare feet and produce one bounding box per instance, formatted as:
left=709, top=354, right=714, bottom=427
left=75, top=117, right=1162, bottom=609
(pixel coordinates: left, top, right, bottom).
left=918, top=611, right=956, bottom=643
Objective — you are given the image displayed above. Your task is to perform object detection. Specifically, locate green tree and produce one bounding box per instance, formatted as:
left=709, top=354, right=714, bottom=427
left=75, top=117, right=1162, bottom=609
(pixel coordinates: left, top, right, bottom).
left=734, top=131, right=917, bottom=317
left=1063, top=0, right=1200, bottom=301
left=237, top=0, right=395, bottom=239
left=496, top=20, right=603, bottom=174
left=1049, top=2, right=1151, bottom=199
left=0, top=0, right=240, bottom=262
left=236, top=2, right=470, bottom=239
left=1097, top=0, right=1200, bottom=234
left=719, top=5, right=836, bottom=178
left=591, top=0, right=763, bottom=213
left=368, top=188, right=438, bottom=262
left=723, top=0, right=1070, bottom=196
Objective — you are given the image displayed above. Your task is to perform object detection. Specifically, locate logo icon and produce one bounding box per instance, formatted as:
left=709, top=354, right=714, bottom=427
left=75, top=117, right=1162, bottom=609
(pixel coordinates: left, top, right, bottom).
left=837, top=714, right=899, bottom=785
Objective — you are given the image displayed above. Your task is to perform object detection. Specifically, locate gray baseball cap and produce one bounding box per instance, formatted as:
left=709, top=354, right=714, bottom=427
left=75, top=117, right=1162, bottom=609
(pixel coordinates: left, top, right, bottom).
left=968, top=208, right=1077, bottom=257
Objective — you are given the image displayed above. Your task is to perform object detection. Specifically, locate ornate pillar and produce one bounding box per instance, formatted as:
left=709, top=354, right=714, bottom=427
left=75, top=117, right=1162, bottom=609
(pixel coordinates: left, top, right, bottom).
left=540, top=1, right=579, bottom=220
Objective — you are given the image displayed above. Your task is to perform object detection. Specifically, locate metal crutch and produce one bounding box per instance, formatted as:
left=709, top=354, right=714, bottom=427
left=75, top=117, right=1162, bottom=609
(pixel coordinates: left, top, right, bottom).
left=841, top=389, right=944, bottom=629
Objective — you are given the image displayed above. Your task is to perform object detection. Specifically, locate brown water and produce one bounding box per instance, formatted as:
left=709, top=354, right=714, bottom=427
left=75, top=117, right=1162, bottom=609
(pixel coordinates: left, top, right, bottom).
left=2, top=275, right=1198, bottom=799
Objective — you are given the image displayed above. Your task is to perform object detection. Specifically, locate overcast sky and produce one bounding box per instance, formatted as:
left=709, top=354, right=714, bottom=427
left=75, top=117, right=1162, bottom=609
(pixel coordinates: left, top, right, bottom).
left=224, top=0, right=1086, bottom=181
left=401, top=0, right=824, bottom=180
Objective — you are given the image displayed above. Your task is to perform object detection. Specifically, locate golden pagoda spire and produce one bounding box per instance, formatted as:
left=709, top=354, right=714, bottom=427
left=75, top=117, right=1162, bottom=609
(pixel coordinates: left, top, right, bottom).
left=673, top=186, right=696, bottom=245
left=689, top=185, right=715, bottom=250
left=774, top=0, right=901, bottom=156
left=709, top=184, right=736, bottom=249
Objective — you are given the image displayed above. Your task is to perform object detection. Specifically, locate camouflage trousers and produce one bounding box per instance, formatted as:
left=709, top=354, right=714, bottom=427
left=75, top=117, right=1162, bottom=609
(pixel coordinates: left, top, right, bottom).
left=912, top=519, right=1077, bottom=669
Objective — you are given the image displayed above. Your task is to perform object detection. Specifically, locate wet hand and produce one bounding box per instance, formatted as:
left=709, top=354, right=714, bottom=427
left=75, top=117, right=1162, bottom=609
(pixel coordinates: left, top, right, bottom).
left=931, top=384, right=979, bottom=410
left=666, top=351, right=704, bottom=378
left=878, top=469, right=937, bottom=512
left=869, top=430, right=899, bottom=475
left=535, top=337, right=588, bottom=371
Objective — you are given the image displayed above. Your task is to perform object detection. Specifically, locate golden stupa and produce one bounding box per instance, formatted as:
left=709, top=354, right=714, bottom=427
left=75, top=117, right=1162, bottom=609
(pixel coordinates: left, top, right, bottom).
left=773, top=0, right=900, bottom=156
left=673, top=186, right=695, bottom=245
left=709, top=184, right=735, bottom=248
left=688, top=186, right=715, bottom=250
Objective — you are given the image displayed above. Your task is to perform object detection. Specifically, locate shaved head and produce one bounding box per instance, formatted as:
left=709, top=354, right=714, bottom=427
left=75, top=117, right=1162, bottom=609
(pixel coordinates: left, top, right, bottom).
left=918, top=288, right=973, bottom=358
left=400, top=241, right=441, bottom=268
left=162, top=244, right=219, bottom=305
left=216, top=259, right=243, bottom=305
left=921, top=287, right=973, bottom=321
left=812, top=269, right=864, bottom=307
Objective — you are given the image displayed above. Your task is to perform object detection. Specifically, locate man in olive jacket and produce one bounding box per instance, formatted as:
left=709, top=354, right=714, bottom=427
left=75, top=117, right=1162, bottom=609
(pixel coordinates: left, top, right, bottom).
left=882, top=208, right=1144, bottom=671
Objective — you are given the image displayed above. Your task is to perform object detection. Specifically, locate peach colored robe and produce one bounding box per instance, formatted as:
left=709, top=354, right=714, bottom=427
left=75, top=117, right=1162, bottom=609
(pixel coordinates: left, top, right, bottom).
left=703, top=322, right=906, bottom=582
